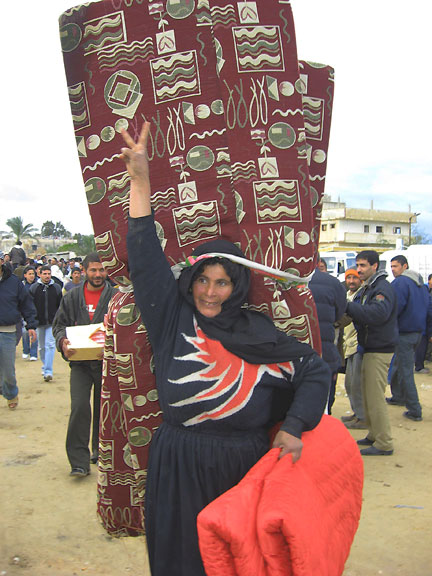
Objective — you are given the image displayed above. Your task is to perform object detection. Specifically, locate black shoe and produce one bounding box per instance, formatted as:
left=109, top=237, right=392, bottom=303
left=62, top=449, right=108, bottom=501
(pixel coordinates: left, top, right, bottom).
left=90, top=451, right=98, bottom=464
left=70, top=467, right=90, bottom=477
left=357, top=437, right=374, bottom=446
left=385, top=397, right=404, bottom=406
left=403, top=411, right=423, bottom=422
left=360, top=446, right=394, bottom=456
left=341, top=414, right=356, bottom=423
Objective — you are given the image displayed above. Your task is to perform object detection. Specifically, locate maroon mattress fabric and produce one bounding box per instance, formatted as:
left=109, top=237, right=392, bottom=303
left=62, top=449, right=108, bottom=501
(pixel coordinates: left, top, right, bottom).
left=59, top=0, right=334, bottom=535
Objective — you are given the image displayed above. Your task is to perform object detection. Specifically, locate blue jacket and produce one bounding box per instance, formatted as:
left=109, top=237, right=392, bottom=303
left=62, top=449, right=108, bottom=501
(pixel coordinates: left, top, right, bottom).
left=392, top=271, right=432, bottom=335
left=0, top=264, right=37, bottom=329
left=309, top=268, right=347, bottom=372
left=347, top=270, right=398, bottom=353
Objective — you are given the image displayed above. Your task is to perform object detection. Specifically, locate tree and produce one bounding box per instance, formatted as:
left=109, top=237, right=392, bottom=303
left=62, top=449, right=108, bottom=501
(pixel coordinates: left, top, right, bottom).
left=54, top=221, right=71, bottom=238
left=73, top=233, right=96, bottom=255
left=41, top=220, right=71, bottom=238
left=41, top=220, right=55, bottom=237
left=410, top=225, right=432, bottom=245
left=6, top=216, right=38, bottom=241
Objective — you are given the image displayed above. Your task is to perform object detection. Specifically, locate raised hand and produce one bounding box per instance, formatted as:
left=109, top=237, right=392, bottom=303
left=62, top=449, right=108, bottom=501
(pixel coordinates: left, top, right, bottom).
left=120, top=122, right=152, bottom=217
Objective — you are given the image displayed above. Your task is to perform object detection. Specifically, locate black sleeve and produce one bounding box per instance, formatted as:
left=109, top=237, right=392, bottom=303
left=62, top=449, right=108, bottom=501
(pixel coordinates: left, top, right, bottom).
left=271, top=353, right=330, bottom=438
left=127, top=214, right=181, bottom=353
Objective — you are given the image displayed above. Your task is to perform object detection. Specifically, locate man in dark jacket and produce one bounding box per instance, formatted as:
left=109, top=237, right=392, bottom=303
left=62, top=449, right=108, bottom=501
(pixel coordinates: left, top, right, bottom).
left=9, top=240, right=26, bottom=269
left=0, top=250, right=37, bottom=409
left=30, top=266, right=63, bottom=381
left=346, top=250, right=398, bottom=456
left=52, top=253, right=117, bottom=478
left=309, top=265, right=346, bottom=413
left=387, top=255, right=432, bottom=421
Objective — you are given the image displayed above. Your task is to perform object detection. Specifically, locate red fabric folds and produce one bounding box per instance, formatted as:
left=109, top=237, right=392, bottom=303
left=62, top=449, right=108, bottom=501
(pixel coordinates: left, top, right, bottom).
left=198, top=416, right=364, bottom=576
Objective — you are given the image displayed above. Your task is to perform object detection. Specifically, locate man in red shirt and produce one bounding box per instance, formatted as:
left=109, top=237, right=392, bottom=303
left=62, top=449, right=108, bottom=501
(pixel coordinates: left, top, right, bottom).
left=53, top=253, right=117, bottom=477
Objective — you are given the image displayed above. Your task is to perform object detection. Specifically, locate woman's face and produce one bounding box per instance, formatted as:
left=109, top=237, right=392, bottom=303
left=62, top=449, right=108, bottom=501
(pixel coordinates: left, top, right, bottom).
left=192, top=263, right=233, bottom=318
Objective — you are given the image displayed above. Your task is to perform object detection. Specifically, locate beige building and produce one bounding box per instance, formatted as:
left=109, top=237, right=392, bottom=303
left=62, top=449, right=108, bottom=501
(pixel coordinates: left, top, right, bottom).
left=318, top=196, right=418, bottom=251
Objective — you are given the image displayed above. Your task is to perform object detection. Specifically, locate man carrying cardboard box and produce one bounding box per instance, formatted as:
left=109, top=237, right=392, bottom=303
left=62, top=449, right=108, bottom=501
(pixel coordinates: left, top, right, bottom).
left=53, top=253, right=117, bottom=477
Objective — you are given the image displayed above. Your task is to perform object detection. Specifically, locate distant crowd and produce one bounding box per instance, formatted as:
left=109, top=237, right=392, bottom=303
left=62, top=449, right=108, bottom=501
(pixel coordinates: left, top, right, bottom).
left=5, top=239, right=85, bottom=292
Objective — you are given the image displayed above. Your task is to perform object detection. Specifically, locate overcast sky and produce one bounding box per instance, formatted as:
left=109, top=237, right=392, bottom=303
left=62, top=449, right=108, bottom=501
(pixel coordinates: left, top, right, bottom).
left=1, top=0, right=431, bottom=238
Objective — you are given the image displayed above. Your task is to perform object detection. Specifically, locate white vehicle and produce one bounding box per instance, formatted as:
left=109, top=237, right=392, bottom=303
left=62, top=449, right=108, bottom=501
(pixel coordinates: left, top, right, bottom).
left=380, top=245, right=432, bottom=282
left=319, top=251, right=357, bottom=281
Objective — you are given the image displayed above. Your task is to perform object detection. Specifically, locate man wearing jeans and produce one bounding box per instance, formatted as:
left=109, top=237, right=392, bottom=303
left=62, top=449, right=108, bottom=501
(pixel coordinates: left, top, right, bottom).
left=346, top=251, right=398, bottom=456
left=30, top=266, right=63, bottom=381
left=387, top=255, right=432, bottom=421
left=0, top=250, right=37, bottom=409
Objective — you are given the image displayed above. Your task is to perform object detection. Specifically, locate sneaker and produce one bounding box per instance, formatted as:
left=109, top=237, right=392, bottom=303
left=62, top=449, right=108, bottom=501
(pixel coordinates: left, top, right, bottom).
left=22, top=354, right=29, bottom=359
left=403, top=411, right=422, bottom=422
left=415, top=368, right=430, bottom=374
left=30, top=357, right=37, bottom=361
left=44, top=375, right=53, bottom=382
left=70, top=467, right=90, bottom=477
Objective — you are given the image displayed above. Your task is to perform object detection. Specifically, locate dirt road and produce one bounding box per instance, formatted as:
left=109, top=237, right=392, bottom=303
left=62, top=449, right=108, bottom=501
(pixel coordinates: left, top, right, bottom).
left=1, top=351, right=431, bottom=575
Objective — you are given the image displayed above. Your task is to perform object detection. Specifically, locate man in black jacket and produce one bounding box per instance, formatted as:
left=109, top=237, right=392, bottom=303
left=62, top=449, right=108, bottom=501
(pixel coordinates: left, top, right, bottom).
left=29, top=266, right=63, bottom=382
left=0, top=250, right=37, bottom=409
left=309, top=265, right=346, bottom=413
left=52, top=253, right=117, bottom=477
left=346, top=250, right=398, bottom=456
left=9, top=240, right=26, bottom=269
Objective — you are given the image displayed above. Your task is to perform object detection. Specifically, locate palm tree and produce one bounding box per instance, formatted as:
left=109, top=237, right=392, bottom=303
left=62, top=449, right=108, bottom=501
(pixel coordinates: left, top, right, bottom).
left=6, top=216, right=38, bottom=242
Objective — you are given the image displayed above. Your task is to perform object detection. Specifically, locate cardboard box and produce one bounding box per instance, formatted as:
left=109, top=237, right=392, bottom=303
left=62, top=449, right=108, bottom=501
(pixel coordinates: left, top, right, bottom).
left=66, top=323, right=105, bottom=361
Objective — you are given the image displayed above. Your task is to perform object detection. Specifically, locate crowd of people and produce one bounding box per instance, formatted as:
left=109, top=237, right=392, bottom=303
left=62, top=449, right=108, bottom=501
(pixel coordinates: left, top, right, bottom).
left=1, top=172, right=431, bottom=573
left=313, top=252, right=432, bottom=456
left=0, top=245, right=114, bottom=480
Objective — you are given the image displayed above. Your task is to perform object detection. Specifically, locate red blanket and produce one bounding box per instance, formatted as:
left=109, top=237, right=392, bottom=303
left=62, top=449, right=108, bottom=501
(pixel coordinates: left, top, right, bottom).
left=198, top=416, right=363, bottom=576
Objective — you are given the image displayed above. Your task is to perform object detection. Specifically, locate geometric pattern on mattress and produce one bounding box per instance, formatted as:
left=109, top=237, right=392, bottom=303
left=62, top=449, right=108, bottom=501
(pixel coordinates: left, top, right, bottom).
left=59, top=0, right=334, bottom=535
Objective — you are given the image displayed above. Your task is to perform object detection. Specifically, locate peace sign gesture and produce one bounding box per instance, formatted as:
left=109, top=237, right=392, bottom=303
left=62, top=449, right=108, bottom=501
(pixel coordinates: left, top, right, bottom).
left=120, top=122, right=152, bottom=217
left=120, top=122, right=150, bottom=182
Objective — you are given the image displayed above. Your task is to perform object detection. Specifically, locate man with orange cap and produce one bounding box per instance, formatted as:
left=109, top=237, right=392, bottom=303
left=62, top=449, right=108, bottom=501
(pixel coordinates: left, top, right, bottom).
left=341, top=269, right=365, bottom=428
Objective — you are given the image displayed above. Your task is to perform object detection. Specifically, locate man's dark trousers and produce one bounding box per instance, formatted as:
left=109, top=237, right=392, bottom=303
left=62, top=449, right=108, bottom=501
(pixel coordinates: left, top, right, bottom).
left=66, top=360, right=102, bottom=470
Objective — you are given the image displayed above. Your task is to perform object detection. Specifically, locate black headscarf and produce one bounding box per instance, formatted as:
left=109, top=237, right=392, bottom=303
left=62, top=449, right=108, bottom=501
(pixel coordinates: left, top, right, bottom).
left=178, top=238, right=313, bottom=364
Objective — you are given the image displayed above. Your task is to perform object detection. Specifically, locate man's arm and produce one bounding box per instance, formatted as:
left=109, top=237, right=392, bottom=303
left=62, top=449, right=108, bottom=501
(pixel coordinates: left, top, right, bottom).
left=347, top=290, right=395, bottom=326
left=52, top=294, right=76, bottom=359
left=334, top=279, right=348, bottom=322
left=392, top=277, right=408, bottom=316
left=18, top=282, right=37, bottom=331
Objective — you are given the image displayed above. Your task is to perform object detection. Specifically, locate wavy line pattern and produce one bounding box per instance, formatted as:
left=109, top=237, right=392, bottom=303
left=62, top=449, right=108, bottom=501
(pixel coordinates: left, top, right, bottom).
left=68, top=82, right=90, bottom=131
left=255, top=180, right=300, bottom=223
left=302, top=96, right=324, bottom=140
left=190, top=128, right=226, bottom=139
left=234, top=27, right=284, bottom=71
left=210, top=5, right=237, bottom=28
left=272, top=108, right=302, bottom=117
left=173, top=202, right=220, bottom=246
left=152, top=52, right=200, bottom=103
left=83, top=154, right=121, bottom=173
left=130, top=412, right=164, bottom=423
left=97, top=38, right=154, bottom=71
left=82, top=13, right=125, bottom=55
left=151, top=188, right=177, bottom=211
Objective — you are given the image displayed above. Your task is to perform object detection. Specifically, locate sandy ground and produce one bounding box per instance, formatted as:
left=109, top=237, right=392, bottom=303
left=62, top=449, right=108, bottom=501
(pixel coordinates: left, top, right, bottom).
left=1, top=350, right=431, bottom=576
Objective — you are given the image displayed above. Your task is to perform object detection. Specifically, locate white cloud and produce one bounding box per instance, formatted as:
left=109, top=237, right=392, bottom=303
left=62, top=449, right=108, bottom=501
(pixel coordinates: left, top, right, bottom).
left=1, top=0, right=431, bottom=239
